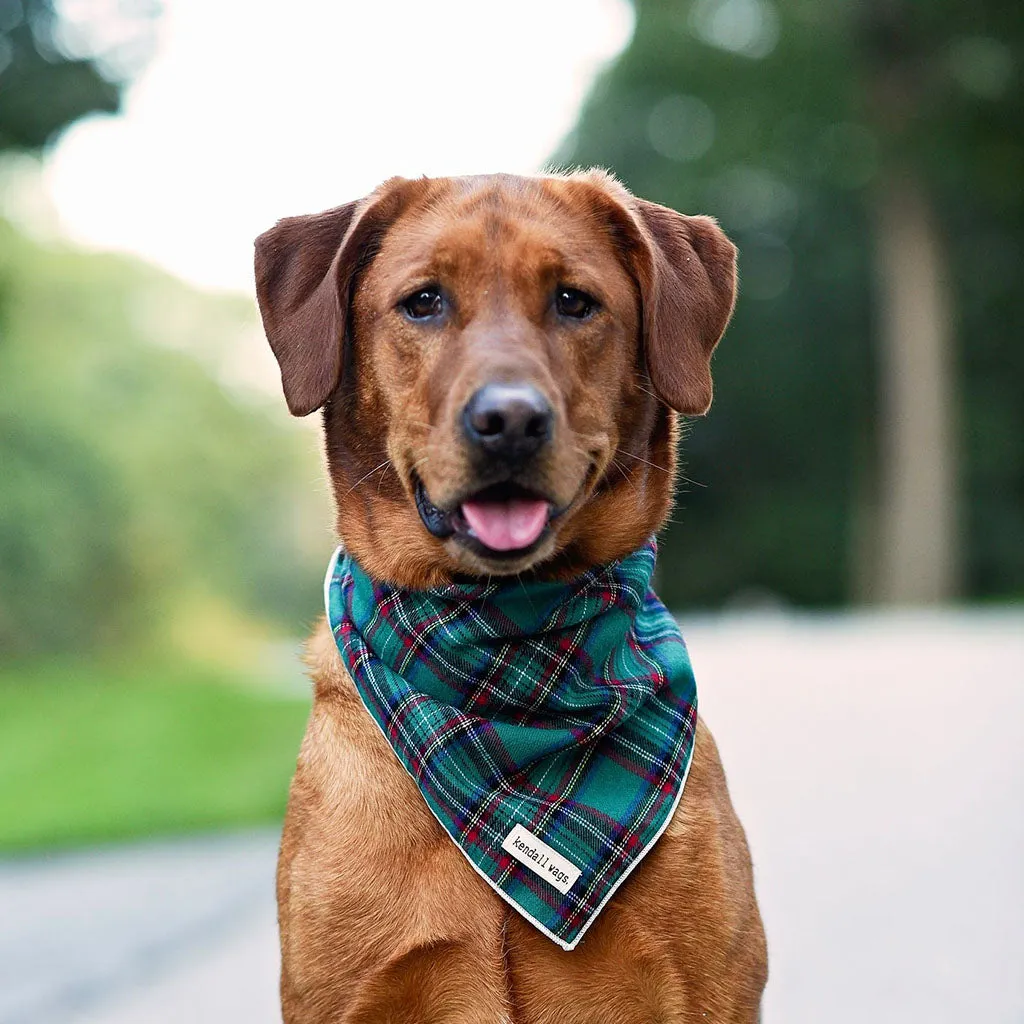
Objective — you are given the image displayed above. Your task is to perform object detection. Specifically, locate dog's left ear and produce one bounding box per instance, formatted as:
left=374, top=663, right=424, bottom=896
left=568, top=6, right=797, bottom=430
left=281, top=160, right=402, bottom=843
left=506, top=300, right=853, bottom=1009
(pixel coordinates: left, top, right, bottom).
left=254, top=202, right=359, bottom=417
left=630, top=200, right=738, bottom=416
left=254, top=178, right=416, bottom=417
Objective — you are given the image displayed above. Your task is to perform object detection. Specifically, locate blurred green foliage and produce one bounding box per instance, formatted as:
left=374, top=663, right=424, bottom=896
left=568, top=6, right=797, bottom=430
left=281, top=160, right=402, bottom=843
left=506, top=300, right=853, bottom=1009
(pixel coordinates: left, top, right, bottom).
left=562, top=0, right=1023, bottom=606
left=0, top=659, right=308, bottom=850
left=0, top=219, right=330, bottom=656
left=0, top=0, right=325, bottom=854
left=0, top=0, right=334, bottom=659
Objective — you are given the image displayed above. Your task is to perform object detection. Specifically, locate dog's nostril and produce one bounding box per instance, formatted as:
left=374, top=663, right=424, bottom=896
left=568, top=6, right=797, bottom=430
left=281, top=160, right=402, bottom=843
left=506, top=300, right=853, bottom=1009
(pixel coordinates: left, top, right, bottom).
left=463, top=383, right=553, bottom=460
left=475, top=410, right=506, bottom=437
left=524, top=413, right=548, bottom=439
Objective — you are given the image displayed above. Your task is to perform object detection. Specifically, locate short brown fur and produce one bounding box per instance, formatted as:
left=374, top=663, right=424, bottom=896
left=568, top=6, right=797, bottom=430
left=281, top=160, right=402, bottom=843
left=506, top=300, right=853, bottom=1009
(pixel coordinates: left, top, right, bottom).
left=256, top=171, right=767, bottom=1023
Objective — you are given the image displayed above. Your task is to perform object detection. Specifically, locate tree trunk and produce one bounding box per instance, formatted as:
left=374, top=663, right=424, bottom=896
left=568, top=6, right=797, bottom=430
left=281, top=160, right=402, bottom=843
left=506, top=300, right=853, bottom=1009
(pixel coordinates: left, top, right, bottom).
left=869, top=169, right=958, bottom=603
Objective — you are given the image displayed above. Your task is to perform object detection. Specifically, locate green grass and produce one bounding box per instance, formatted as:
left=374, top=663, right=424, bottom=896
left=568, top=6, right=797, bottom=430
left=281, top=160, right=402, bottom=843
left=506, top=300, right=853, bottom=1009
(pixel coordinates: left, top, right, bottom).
left=0, top=660, right=310, bottom=851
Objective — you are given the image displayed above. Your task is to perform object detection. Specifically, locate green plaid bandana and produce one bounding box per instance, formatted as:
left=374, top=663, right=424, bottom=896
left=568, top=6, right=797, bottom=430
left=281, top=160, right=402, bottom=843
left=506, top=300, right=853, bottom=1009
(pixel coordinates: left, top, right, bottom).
left=325, top=539, right=698, bottom=950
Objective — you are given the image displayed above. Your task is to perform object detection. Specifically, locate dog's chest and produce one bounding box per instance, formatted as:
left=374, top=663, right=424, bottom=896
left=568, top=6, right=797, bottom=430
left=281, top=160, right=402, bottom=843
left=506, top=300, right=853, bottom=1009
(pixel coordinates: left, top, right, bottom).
left=279, top=663, right=764, bottom=1024
left=305, top=751, right=711, bottom=1021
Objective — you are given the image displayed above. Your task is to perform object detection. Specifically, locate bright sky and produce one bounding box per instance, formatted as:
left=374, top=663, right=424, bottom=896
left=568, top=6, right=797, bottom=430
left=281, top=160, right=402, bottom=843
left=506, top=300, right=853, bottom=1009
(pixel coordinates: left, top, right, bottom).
left=44, top=0, right=634, bottom=294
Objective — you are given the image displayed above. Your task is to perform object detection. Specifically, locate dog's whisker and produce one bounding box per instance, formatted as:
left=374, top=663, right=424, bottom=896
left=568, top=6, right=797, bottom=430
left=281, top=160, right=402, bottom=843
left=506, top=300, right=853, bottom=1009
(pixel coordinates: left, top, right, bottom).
left=676, top=473, right=707, bottom=489
left=609, top=459, right=640, bottom=496
left=343, top=459, right=394, bottom=497
left=615, top=448, right=670, bottom=474
left=632, top=379, right=659, bottom=401
left=515, top=573, right=540, bottom=619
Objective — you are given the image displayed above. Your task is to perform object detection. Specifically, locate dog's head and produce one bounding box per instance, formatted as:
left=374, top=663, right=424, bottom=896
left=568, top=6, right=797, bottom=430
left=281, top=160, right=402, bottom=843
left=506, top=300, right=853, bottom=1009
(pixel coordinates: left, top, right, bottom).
left=255, top=171, right=736, bottom=586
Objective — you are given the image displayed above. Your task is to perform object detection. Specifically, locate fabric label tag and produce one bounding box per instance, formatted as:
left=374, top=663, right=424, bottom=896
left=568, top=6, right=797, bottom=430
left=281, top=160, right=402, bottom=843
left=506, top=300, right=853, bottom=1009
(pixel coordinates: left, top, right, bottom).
left=502, top=823, right=581, bottom=895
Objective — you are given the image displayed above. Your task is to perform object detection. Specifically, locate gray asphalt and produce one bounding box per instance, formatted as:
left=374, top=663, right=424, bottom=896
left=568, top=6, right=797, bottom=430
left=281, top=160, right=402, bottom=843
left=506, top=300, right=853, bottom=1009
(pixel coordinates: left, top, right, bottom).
left=2, top=610, right=1022, bottom=1023
left=0, top=833, right=280, bottom=1024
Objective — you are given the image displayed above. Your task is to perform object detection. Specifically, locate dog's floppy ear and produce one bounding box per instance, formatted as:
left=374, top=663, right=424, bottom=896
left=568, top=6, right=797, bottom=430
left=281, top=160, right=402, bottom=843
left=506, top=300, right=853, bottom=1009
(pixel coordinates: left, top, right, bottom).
left=254, top=180, right=412, bottom=416
left=625, top=199, right=737, bottom=416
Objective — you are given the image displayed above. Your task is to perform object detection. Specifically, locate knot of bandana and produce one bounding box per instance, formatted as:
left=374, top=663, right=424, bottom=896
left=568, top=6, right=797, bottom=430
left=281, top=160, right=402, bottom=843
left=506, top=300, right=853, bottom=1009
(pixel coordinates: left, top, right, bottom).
left=326, top=539, right=698, bottom=950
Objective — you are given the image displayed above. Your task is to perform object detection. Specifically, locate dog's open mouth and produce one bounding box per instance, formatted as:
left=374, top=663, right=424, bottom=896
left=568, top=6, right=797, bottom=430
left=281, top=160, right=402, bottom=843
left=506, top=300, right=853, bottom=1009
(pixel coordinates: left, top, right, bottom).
left=414, top=477, right=555, bottom=558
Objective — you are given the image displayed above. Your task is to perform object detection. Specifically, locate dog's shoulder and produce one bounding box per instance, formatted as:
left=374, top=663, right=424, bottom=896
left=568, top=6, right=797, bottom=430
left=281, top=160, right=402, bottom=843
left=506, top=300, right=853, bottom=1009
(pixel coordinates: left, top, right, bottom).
left=298, top=616, right=417, bottom=799
left=664, top=718, right=754, bottom=872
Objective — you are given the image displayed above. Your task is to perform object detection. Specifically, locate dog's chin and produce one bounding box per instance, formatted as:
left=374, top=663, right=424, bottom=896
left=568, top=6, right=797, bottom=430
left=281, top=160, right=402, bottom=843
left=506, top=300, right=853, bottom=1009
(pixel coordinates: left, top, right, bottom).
left=444, top=532, right=560, bottom=577
left=413, top=475, right=572, bottom=577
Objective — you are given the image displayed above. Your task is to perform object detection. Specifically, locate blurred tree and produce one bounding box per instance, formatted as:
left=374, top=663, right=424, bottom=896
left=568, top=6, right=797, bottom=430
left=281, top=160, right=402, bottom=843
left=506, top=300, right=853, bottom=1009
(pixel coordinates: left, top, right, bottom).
left=0, top=0, right=331, bottom=659
left=560, top=0, right=1023, bottom=606
left=0, top=220, right=330, bottom=657
left=0, top=0, right=159, bottom=151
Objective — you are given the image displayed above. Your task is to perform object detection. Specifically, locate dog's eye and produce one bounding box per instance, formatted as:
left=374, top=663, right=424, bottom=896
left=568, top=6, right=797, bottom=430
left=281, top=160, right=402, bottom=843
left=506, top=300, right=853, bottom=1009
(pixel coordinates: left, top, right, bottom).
left=555, top=287, right=598, bottom=320
left=400, top=286, right=444, bottom=321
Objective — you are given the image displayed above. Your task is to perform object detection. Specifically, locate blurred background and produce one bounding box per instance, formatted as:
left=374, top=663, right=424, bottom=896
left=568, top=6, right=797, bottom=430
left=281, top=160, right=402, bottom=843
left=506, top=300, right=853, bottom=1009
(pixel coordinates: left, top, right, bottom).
left=0, top=1, right=1021, bottom=1022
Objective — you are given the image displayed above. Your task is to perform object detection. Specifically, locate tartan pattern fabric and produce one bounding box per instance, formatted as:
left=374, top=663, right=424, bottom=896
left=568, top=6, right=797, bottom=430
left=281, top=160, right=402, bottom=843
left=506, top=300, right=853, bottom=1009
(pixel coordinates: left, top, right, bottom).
left=325, top=539, right=698, bottom=950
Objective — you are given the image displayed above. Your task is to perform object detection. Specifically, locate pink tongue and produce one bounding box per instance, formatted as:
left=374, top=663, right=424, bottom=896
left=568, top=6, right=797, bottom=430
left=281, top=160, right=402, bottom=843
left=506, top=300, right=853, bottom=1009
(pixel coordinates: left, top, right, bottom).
left=461, top=499, right=550, bottom=552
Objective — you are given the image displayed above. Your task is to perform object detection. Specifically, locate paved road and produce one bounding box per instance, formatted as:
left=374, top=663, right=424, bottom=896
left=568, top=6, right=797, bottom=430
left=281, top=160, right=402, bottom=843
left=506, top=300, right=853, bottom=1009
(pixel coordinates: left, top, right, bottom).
left=693, top=610, right=1024, bottom=1023
left=0, top=833, right=280, bottom=1024
left=2, top=611, right=1022, bottom=1023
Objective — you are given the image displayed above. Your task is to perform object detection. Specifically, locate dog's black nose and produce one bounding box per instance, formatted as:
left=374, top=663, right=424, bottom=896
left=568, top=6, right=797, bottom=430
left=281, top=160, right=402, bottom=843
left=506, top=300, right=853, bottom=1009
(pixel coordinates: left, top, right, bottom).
left=463, top=383, right=553, bottom=463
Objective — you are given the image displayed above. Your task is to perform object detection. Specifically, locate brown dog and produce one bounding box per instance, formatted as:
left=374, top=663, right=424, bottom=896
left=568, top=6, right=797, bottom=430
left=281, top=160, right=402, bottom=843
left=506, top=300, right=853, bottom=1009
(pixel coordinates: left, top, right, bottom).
left=255, top=170, right=767, bottom=1023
